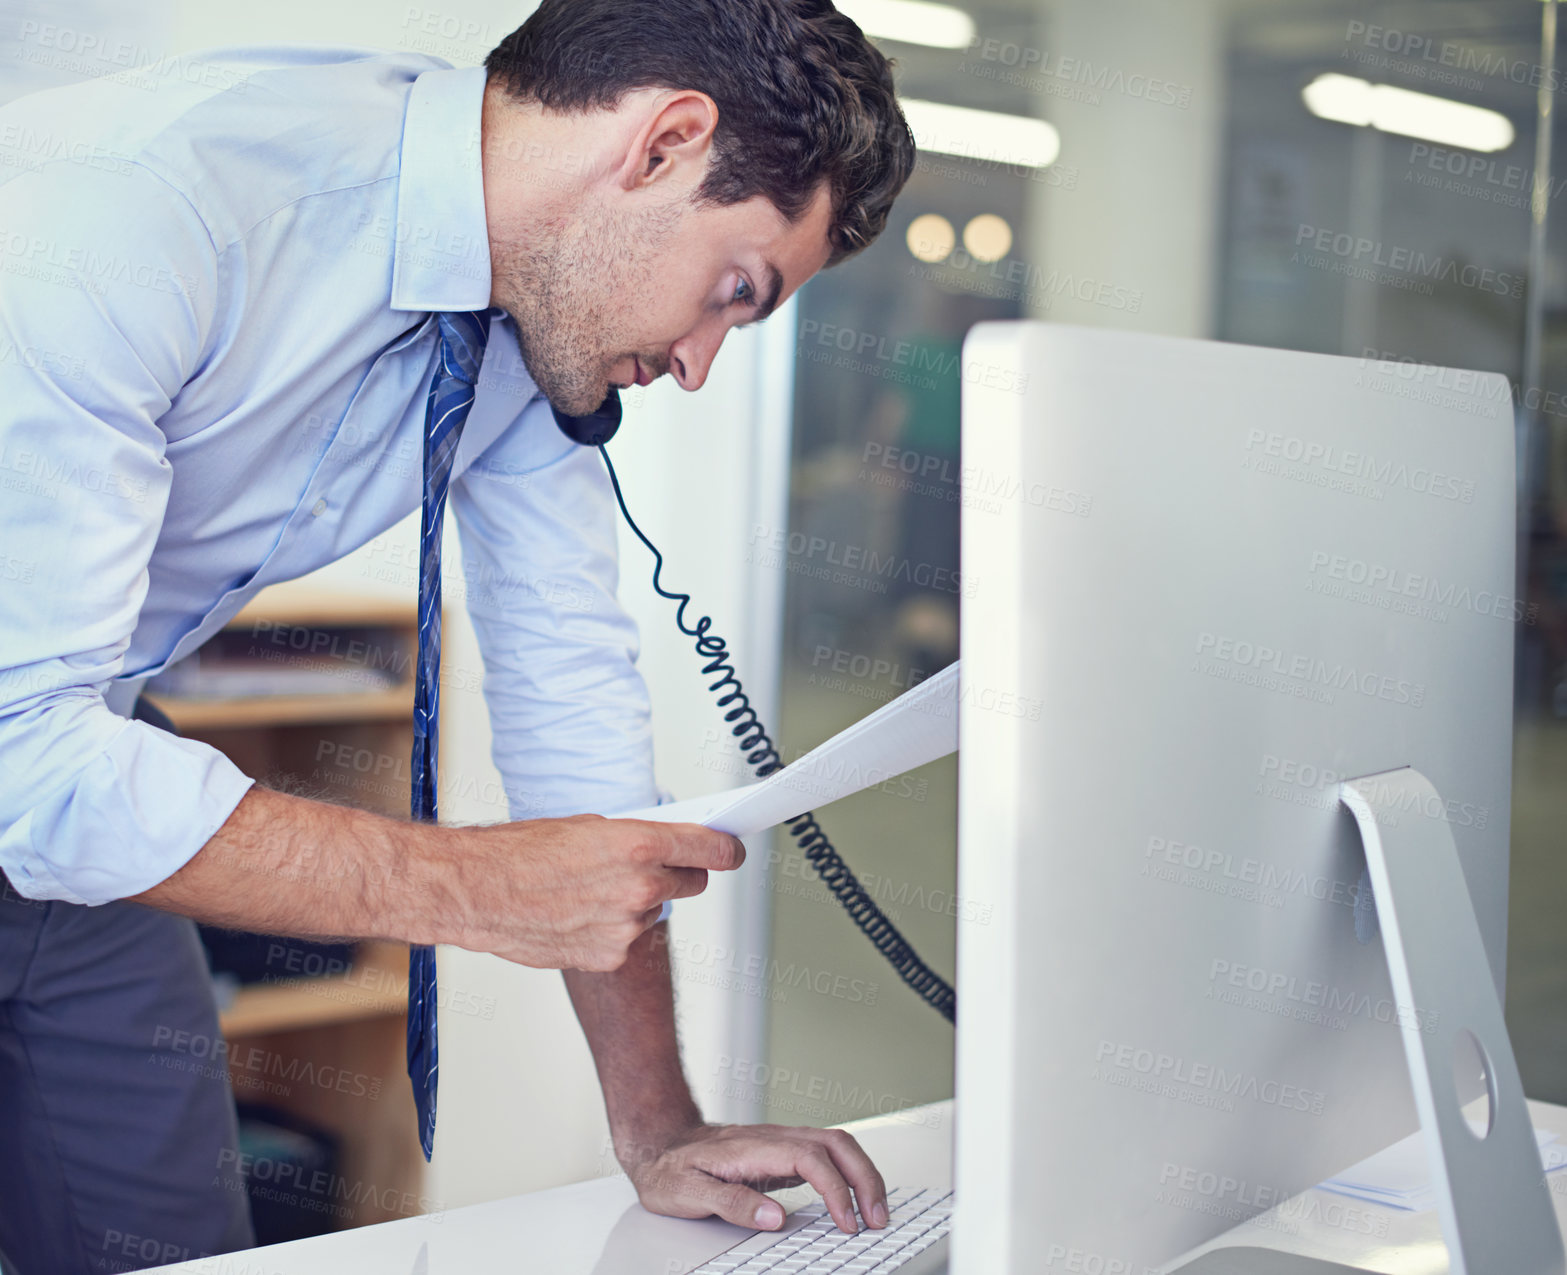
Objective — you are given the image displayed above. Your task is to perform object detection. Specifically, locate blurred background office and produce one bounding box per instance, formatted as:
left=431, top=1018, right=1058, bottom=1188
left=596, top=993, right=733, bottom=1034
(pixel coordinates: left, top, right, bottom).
left=4, top=0, right=1563, bottom=1237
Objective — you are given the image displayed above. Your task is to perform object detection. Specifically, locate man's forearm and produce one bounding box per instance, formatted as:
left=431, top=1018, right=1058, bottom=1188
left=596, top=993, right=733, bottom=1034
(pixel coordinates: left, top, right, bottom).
left=131, top=784, right=743, bottom=973
left=131, top=784, right=462, bottom=945
left=565, top=920, right=704, bottom=1164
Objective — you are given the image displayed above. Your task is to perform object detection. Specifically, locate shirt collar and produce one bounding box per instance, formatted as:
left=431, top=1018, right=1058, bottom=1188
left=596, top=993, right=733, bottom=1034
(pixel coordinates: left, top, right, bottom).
left=390, top=64, right=493, bottom=312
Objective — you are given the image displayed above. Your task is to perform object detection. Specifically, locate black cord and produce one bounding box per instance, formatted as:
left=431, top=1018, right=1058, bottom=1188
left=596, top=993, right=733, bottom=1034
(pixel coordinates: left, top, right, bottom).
left=597, top=444, right=957, bottom=1025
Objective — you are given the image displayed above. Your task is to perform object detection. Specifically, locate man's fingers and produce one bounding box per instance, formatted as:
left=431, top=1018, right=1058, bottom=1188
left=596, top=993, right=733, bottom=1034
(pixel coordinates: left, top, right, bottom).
left=653, top=824, right=747, bottom=872
left=795, top=1146, right=860, bottom=1233
left=809, top=1128, right=888, bottom=1229
left=635, top=1166, right=785, bottom=1232
left=708, top=1180, right=787, bottom=1232
left=688, top=1132, right=866, bottom=1233
left=659, top=865, right=710, bottom=902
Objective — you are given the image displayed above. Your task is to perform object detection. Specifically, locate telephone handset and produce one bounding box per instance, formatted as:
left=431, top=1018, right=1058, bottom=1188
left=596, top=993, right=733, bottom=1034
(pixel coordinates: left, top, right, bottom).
left=551, top=390, right=956, bottom=1023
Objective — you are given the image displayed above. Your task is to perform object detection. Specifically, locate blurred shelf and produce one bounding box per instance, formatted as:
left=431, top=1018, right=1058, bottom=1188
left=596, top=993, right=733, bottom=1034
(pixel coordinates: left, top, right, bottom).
left=231, top=584, right=418, bottom=630
left=220, top=940, right=409, bottom=1037
left=144, top=685, right=413, bottom=732
left=176, top=582, right=429, bottom=1231
left=145, top=586, right=420, bottom=731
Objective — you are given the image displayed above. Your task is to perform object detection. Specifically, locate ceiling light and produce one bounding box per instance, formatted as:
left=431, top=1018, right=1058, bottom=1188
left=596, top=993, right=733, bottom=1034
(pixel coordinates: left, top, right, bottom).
left=963, top=214, right=1012, bottom=262
left=901, top=98, right=1061, bottom=168
left=907, top=213, right=956, bottom=263
left=1302, top=73, right=1514, bottom=152
left=837, top=0, right=975, bottom=50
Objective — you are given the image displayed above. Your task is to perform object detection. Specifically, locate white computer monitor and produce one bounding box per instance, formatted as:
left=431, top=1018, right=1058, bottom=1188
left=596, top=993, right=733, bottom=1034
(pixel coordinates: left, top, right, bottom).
left=954, top=323, right=1529, bottom=1272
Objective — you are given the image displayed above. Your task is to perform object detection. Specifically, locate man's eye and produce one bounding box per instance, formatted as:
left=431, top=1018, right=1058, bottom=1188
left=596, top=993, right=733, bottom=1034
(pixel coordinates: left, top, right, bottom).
left=732, top=277, right=754, bottom=306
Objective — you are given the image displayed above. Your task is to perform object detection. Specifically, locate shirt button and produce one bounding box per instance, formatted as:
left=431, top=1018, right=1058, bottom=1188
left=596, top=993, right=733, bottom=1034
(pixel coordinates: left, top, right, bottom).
left=311, top=499, right=327, bottom=517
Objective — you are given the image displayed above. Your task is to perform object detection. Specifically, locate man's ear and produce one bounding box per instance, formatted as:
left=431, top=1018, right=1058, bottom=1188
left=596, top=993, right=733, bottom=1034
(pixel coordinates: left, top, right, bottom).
left=617, top=89, right=718, bottom=192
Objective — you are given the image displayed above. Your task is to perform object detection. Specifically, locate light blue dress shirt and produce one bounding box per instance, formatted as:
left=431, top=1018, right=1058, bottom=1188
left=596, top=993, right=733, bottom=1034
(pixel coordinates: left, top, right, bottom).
left=0, top=48, right=660, bottom=906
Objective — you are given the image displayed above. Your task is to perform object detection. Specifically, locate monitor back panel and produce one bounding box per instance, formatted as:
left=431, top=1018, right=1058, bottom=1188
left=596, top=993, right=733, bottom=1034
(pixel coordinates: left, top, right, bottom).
left=955, top=323, right=1515, bottom=1273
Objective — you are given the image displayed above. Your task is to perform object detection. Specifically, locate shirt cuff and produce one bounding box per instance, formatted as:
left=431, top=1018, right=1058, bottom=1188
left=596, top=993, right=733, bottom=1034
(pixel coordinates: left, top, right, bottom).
left=1, top=719, right=256, bottom=905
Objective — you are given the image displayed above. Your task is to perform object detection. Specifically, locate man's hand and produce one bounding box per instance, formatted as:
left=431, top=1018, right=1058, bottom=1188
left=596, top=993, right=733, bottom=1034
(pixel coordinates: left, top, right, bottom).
left=133, top=787, right=744, bottom=975
left=622, top=1122, right=889, bottom=1235
left=453, top=814, right=745, bottom=971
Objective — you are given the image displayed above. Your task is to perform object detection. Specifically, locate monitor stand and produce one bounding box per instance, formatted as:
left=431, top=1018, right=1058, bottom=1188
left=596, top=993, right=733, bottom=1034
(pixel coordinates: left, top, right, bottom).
left=1175, top=768, right=1566, bottom=1275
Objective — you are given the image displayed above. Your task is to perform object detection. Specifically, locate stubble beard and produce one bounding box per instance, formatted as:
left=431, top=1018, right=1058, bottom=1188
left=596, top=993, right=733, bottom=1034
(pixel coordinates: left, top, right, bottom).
left=493, top=198, right=683, bottom=416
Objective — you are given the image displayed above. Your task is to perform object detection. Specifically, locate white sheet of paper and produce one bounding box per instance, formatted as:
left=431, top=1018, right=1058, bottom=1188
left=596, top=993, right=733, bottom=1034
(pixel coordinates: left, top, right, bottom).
left=1319, top=1124, right=1564, bottom=1212
left=615, top=660, right=960, bottom=837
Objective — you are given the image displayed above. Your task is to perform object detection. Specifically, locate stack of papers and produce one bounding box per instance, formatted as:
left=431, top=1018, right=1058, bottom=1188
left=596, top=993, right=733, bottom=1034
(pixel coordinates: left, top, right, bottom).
left=1319, top=1123, right=1567, bottom=1211
left=617, top=660, right=960, bottom=835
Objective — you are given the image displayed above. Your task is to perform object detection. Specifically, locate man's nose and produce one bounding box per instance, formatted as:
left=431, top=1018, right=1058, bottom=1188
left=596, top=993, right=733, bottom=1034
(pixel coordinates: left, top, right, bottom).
left=668, top=323, right=727, bottom=392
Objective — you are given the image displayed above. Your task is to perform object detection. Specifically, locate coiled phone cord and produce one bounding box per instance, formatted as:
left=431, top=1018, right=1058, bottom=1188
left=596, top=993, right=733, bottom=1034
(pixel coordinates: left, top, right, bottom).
left=598, top=444, right=957, bottom=1024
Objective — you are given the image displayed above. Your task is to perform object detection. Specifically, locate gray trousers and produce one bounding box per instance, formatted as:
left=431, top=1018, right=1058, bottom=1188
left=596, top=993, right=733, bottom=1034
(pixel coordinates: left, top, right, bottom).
left=0, top=701, right=254, bottom=1273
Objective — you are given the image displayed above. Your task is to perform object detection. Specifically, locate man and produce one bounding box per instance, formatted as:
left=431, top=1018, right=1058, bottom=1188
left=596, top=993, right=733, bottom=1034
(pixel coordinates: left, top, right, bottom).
left=0, top=1, right=915, bottom=1270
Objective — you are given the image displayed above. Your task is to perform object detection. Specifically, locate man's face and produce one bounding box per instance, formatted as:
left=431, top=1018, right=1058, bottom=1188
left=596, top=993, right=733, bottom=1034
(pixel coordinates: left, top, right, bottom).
left=490, top=182, right=833, bottom=416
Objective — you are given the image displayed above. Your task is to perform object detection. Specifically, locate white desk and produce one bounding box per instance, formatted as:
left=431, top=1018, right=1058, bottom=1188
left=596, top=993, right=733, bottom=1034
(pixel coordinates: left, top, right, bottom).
left=142, top=1100, right=1567, bottom=1275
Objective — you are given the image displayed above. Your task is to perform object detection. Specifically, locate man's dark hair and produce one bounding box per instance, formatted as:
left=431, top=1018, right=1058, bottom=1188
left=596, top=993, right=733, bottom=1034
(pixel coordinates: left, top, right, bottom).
left=485, top=0, right=915, bottom=266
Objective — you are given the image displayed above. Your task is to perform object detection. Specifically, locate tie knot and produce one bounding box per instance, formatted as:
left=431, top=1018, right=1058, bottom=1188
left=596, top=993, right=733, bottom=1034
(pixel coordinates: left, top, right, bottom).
left=436, top=309, right=492, bottom=386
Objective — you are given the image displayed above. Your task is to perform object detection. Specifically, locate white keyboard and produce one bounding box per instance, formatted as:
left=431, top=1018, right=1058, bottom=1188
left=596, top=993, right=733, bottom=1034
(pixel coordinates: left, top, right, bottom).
left=690, top=1186, right=952, bottom=1274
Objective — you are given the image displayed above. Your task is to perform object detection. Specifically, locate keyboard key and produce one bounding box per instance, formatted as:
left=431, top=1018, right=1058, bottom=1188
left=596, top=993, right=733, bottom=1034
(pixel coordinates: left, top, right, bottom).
left=689, top=1189, right=952, bottom=1275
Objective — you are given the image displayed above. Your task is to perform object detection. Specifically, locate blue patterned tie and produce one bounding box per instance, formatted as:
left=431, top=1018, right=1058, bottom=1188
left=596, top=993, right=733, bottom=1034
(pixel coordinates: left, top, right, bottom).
left=407, top=308, right=492, bottom=1161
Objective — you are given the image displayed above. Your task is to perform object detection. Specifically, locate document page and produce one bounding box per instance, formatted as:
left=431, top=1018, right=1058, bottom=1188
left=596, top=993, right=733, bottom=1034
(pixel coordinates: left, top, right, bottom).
left=616, top=660, right=960, bottom=837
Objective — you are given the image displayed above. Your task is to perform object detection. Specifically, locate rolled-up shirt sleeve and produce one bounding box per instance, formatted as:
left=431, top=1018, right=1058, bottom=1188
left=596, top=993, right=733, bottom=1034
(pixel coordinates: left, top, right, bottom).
left=0, top=160, right=255, bottom=905
left=449, top=401, right=660, bottom=823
